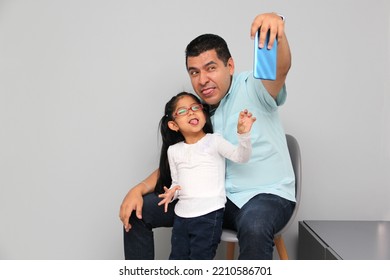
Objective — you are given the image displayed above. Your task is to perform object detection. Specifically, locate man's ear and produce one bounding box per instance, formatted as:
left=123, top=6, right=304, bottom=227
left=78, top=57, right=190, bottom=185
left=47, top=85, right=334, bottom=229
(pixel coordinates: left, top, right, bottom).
left=168, top=121, right=179, bottom=132
left=227, top=57, right=235, bottom=76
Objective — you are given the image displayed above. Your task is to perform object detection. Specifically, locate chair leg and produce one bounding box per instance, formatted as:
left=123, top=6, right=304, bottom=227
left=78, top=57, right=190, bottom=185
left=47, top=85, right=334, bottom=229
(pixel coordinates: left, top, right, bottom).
left=226, top=242, right=236, bottom=260
left=274, top=235, right=289, bottom=260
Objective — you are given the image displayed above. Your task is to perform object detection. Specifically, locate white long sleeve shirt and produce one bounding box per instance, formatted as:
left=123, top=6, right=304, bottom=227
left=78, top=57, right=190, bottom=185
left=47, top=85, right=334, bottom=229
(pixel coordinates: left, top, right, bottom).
left=167, top=132, right=251, bottom=218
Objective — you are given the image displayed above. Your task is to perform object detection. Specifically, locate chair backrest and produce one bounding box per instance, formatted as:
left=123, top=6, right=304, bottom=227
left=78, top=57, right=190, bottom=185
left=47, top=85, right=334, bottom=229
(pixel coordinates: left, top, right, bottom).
left=275, top=134, right=302, bottom=236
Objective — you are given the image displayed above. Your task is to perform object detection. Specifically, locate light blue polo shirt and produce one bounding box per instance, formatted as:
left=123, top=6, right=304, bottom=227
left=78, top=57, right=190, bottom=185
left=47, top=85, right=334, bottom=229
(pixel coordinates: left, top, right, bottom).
left=211, top=71, right=296, bottom=208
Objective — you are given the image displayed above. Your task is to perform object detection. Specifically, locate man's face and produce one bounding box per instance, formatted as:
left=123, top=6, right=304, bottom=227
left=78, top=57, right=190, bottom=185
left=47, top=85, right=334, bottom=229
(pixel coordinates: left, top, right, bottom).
left=187, top=49, right=234, bottom=106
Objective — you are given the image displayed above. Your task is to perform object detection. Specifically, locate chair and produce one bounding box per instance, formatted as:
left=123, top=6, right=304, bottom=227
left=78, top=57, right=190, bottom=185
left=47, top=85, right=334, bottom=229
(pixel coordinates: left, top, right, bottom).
left=221, top=134, right=302, bottom=260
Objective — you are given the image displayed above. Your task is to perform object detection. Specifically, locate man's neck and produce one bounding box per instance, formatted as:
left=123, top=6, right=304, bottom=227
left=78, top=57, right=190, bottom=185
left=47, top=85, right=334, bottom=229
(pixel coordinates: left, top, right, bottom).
left=209, top=104, right=217, bottom=116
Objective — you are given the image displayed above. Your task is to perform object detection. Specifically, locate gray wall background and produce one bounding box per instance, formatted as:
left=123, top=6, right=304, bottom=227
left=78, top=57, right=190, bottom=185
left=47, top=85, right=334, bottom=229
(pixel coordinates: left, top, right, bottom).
left=1, top=0, right=389, bottom=260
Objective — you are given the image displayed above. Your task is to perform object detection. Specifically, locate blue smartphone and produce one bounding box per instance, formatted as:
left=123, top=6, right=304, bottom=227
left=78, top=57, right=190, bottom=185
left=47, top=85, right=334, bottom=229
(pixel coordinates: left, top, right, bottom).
left=253, top=30, right=277, bottom=80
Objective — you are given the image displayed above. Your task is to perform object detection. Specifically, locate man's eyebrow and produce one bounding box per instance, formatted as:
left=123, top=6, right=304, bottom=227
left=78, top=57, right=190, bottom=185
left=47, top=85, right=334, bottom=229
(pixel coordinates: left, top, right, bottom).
left=205, top=61, right=217, bottom=66
left=187, top=61, right=217, bottom=72
left=187, top=66, right=199, bottom=72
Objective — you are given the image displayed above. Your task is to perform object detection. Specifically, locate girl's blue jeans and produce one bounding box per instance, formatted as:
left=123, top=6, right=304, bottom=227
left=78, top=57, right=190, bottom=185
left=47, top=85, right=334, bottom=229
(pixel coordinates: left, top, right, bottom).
left=169, top=208, right=224, bottom=260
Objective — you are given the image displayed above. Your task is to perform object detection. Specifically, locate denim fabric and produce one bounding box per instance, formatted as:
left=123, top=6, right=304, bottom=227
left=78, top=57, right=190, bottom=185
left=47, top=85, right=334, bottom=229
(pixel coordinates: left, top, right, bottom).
left=223, top=193, right=295, bottom=260
left=123, top=192, right=294, bottom=260
left=169, top=208, right=224, bottom=260
left=123, top=192, right=176, bottom=260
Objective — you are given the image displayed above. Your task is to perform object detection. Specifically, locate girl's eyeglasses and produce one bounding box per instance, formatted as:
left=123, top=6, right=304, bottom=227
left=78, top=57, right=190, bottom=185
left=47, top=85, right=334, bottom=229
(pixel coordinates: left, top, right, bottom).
left=174, top=103, right=203, bottom=118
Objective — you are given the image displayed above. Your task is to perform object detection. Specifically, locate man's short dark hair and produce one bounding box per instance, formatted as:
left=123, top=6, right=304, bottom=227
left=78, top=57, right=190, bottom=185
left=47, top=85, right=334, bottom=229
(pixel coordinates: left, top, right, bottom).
left=185, top=34, right=232, bottom=68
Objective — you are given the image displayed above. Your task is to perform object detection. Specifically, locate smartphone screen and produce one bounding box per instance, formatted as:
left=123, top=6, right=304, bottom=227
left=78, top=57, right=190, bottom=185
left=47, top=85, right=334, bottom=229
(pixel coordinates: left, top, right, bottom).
left=253, top=30, right=277, bottom=80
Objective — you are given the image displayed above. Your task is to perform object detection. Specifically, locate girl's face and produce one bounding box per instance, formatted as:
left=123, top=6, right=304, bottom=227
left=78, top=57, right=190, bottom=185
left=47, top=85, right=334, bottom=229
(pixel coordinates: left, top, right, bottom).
left=168, top=95, right=207, bottom=143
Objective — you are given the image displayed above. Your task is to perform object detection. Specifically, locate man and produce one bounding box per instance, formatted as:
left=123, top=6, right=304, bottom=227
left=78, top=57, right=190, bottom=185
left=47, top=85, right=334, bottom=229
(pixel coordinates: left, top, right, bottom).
left=119, top=12, right=295, bottom=260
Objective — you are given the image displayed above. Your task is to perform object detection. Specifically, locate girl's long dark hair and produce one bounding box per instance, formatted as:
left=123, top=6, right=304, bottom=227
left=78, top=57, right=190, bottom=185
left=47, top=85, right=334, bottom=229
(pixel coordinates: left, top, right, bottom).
left=155, top=92, right=213, bottom=194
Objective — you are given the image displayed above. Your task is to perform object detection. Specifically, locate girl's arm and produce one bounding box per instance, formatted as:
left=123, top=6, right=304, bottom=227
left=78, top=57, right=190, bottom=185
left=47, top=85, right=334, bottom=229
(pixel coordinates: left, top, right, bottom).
left=218, top=109, right=256, bottom=163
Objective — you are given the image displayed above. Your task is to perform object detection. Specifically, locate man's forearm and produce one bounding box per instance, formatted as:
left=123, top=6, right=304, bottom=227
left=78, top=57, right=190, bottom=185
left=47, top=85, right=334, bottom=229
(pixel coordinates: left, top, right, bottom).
left=137, top=168, right=159, bottom=195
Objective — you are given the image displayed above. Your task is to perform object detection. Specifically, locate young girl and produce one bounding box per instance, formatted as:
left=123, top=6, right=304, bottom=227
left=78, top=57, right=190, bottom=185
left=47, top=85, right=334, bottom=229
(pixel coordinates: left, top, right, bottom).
left=156, top=92, right=256, bottom=260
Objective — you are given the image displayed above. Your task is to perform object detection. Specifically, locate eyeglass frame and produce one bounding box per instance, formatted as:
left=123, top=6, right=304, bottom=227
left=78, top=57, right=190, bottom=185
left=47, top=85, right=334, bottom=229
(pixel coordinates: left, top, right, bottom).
left=173, top=103, right=204, bottom=118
